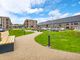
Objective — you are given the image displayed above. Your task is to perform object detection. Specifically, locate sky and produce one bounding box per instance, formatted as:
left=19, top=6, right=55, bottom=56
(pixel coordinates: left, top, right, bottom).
left=0, top=0, right=80, bottom=24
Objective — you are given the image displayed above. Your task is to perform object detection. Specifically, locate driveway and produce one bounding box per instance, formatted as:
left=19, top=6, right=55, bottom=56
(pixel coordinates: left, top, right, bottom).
left=0, top=32, right=80, bottom=60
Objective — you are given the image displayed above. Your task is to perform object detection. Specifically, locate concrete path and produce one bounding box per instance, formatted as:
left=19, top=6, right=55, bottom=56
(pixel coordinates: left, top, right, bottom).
left=0, top=32, right=80, bottom=60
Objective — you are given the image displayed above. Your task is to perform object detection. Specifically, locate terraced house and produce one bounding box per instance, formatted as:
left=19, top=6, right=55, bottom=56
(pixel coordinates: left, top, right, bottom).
left=38, top=15, right=80, bottom=30
left=24, top=19, right=37, bottom=29
left=0, top=16, right=12, bottom=30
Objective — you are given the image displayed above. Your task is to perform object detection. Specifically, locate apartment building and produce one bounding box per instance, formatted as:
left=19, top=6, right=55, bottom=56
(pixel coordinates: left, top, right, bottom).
left=38, top=15, right=80, bottom=30
left=24, top=19, right=37, bottom=29
left=0, top=16, right=12, bottom=30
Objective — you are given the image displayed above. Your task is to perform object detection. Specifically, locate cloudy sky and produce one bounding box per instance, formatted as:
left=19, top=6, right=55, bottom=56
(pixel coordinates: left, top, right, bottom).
left=0, top=0, right=80, bottom=24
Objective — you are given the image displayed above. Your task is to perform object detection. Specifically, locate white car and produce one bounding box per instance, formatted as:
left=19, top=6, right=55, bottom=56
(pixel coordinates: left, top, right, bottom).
left=41, top=28, right=48, bottom=30
left=51, top=28, right=65, bottom=31
left=0, top=28, right=5, bottom=32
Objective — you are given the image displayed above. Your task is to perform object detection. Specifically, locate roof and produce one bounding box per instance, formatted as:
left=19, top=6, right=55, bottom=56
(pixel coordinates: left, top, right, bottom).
left=0, top=16, right=9, bottom=18
left=38, top=15, right=80, bottom=25
left=25, top=19, right=37, bottom=21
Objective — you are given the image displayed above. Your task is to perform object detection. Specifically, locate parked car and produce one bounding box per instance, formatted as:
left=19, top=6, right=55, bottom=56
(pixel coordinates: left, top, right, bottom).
left=59, top=28, right=65, bottom=31
left=41, top=28, right=48, bottom=30
left=0, top=28, right=5, bottom=32
left=51, top=28, right=65, bottom=31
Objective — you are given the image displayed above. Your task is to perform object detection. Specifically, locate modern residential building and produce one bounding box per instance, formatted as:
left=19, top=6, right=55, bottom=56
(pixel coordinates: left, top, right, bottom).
left=38, top=15, right=80, bottom=30
left=0, top=16, right=12, bottom=30
left=24, top=19, right=37, bottom=29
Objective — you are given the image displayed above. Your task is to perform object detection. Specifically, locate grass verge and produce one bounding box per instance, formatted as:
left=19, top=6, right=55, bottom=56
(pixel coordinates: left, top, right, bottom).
left=35, top=30, right=80, bottom=53
left=9, top=29, right=34, bottom=37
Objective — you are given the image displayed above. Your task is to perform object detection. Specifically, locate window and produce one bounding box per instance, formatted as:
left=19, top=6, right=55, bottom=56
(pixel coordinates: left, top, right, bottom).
left=71, top=23, right=73, bottom=25
left=0, top=24, right=2, bottom=28
left=66, top=27, right=69, bottom=29
left=0, top=24, right=2, bottom=26
left=74, top=22, right=78, bottom=25
left=66, top=23, right=69, bottom=25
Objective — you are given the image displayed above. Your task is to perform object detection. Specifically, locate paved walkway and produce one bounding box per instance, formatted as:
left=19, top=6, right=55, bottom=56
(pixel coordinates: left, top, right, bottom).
left=0, top=32, right=80, bottom=60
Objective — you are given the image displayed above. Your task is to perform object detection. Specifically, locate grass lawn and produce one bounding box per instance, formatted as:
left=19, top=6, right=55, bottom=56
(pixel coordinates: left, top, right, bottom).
left=35, top=30, right=80, bottom=53
left=9, top=29, right=34, bottom=37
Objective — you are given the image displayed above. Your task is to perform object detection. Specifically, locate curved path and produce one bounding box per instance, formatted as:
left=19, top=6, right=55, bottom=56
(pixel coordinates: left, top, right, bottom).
left=0, top=32, right=80, bottom=60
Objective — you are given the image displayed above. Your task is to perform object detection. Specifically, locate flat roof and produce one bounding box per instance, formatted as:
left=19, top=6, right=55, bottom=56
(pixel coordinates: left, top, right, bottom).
left=38, top=15, right=80, bottom=25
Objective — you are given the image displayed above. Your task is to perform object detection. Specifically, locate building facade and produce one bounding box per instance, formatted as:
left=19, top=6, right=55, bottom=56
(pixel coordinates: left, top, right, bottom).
left=12, top=24, right=24, bottom=29
left=38, top=15, right=80, bottom=30
left=0, top=17, right=12, bottom=30
left=24, top=19, right=37, bottom=29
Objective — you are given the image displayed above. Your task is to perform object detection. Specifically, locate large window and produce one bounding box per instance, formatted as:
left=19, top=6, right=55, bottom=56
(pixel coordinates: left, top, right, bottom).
left=71, top=22, right=73, bottom=25
left=66, top=23, right=69, bottom=25
left=74, top=22, right=78, bottom=25
left=0, top=24, right=2, bottom=28
left=66, top=27, right=69, bottom=29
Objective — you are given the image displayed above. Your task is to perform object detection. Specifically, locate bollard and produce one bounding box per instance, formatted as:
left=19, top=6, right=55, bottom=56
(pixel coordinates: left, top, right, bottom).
left=48, top=35, right=50, bottom=47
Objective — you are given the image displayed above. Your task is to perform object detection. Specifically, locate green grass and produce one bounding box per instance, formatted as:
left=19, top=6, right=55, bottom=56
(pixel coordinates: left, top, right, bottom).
left=9, top=29, right=33, bottom=37
left=35, top=30, right=80, bottom=53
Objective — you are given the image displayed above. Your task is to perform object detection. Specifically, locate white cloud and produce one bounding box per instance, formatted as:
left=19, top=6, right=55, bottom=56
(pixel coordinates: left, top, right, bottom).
left=74, top=12, right=80, bottom=15
left=31, top=0, right=46, bottom=5
left=0, top=0, right=45, bottom=24
left=37, top=11, right=80, bottom=23
left=34, top=17, right=52, bottom=23
left=32, top=9, right=70, bottom=23
left=27, top=8, right=43, bottom=13
left=34, top=9, right=70, bottom=23
left=60, top=13, right=69, bottom=18
left=0, top=0, right=45, bottom=13
left=11, top=16, right=28, bottom=24
left=49, top=9, right=61, bottom=17
left=8, top=14, right=31, bottom=24
left=0, top=8, right=8, bottom=17
left=48, top=9, right=69, bottom=19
